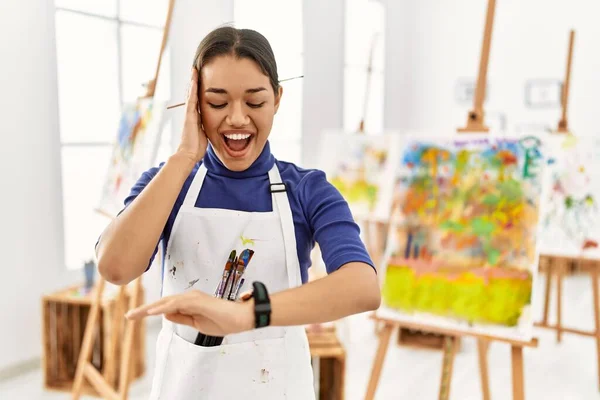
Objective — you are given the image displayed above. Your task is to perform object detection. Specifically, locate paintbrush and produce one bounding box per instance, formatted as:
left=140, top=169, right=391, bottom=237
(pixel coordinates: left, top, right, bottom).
left=202, top=250, right=254, bottom=347
left=166, top=75, right=304, bottom=110
left=227, top=249, right=254, bottom=300
left=216, top=250, right=236, bottom=298
left=405, top=232, right=413, bottom=259
left=201, top=250, right=255, bottom=347
left=233, top=278, right=246, bottom=300
left=221, top=255, right=238, bottom=299
left=196, top=250, right=236, bottom=346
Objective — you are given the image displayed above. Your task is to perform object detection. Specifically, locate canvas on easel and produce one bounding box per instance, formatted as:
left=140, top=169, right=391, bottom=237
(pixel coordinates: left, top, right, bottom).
left=318, top=130, right=400, bottom=222
left=366, top=1, right=542, bottom=399
left=538, top=134, right=600, bottom=260
left=97, top=97, right=167, bottom=218
left=377, top=133, right=547, bottom=342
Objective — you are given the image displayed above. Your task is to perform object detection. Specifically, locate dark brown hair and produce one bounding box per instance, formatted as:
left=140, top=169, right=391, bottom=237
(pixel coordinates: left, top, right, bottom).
left=193, top=26, right=279, bottom=93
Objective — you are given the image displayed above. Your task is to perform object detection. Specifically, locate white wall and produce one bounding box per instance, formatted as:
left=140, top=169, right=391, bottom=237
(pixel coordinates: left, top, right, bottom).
left=301, top=0, right=345, bottom=168
left=384, top=0, right=600, bottom=136
left=0, top=0, right=235, bottom=373
left=0, top=0, right=81, bottom=371
left=168, top=0, right=234, bottom=149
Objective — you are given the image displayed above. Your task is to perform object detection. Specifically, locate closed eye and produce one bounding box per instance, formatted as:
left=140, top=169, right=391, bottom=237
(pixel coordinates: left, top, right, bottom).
left=208, top=103, right=227, bottom=109
left=247, top=102, right=266, bottom=108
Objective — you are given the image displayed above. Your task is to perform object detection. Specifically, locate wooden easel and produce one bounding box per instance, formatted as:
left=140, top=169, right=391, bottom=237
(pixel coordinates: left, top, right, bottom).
left=365, top=317, right=538, bottom=400
left=534, top=29, right=600, bottom=391
left=366, top=0, right=539, bottom=398
left=71, top=1, right=176, bottom=399
left=395, top=0, right=494, bottom=350
left=457, top=0, right=496, bottom=133
left=556, top=30, right=575, bottom=134
left=358, top=32, right=379, bottom=134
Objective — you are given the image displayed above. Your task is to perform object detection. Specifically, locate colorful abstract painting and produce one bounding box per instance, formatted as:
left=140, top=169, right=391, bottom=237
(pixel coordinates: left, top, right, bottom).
left=538, top=134, right=600, bottom=259
left=318, top=131, right=400, bottom=220
left=377, top=134, right=546, bottom=341
left=97, top=98, right=166, bottom=217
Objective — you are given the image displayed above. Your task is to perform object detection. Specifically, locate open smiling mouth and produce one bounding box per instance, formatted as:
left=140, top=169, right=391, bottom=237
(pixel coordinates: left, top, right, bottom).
left=222, top=132, right=254, bottom=155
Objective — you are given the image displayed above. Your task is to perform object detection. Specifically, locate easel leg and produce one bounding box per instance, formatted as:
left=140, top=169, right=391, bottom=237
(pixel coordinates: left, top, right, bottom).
left=374, top=320, right=381, bottom=336
left=105, top=286, right=127, bottom=388
left=337, top=354, right=346, bottom=400
left=72, top=278, right=106, bottom=400
left=591, top=268, right=600, bottom=390
left=556, top=260, right=564, bottom=343
left=477, top=339, right=491, bottom=400
left=118, top=279, right=143, bottom=399
left=373, top=221, right=388, bottom=267
left=365, top=323, right=394, bottom=400
left=438, top=336, right=458, bottom=400
left=363, top=221, right=373, bottom=259
left=542, top=258, right=552, bottom=325
left=511, top=345, right=525, bottom=400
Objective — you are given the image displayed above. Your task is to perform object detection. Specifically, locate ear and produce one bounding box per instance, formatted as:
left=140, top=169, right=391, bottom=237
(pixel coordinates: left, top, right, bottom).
left=274, top=86, right=283, bottom=114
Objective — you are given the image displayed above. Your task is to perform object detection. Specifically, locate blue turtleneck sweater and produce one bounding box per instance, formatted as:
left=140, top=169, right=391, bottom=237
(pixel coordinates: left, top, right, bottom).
left=123, top=141, right=374, bottom=283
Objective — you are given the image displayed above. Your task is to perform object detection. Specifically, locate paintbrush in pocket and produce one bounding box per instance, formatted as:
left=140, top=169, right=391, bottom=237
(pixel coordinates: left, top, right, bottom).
left=227, top=249, right=254, bottom=300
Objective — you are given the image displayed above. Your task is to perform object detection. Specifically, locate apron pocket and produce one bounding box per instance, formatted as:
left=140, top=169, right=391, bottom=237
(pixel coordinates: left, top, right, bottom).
left=158, top=330, right=288, bottom=399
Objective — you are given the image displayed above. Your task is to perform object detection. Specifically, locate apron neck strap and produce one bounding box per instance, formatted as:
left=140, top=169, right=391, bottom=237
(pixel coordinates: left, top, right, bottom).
left=268, top=165, right=302, bottom=289
left=182, top=164, right=208, bottom=207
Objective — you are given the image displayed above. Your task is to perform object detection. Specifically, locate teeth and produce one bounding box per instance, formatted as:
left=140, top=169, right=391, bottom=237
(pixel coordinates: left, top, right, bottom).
left=224, top=133, right=251, bottom=140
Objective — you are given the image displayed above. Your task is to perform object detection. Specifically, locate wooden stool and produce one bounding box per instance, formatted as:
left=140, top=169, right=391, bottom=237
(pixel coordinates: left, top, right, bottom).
left=535, top=255, right=600, bottom=389
left=41, top=284, right=145, bottom=396
left=307, top=326, right=346, bottom=400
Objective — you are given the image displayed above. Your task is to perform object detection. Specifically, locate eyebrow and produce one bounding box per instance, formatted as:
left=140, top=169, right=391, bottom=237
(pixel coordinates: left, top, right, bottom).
left=205, top=87, right=267, bottom=94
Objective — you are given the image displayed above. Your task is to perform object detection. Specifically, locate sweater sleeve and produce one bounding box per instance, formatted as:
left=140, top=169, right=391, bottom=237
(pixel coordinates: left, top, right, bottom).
left=298, top=170, right=375, bottom=274
left=95, top=164, right=165, bottom=271
left=123, top=165, right=165, bottom=269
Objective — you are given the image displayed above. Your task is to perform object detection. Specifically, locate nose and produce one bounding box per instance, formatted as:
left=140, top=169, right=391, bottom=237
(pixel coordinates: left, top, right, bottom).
left=226, top=101, right=250, bottom=127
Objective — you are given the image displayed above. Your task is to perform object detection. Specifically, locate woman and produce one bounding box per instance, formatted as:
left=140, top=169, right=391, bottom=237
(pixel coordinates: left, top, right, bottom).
left=96, top=26, right=380, bottom=399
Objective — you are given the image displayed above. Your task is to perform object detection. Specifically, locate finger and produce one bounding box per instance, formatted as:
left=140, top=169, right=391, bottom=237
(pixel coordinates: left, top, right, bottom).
left=165, top=313, right=195, bottom=327
left=238, top=290, right=253, bottom=302
left=125, top=307, right=152, bottom=320
left=186, top=68, right=199, bottom=116
left=125, top=296, right=173, bottom=319
left=146, top=300, right=181, bottom=316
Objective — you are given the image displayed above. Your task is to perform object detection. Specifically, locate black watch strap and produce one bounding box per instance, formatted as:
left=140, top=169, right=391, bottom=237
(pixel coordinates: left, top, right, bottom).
left=252, top=281, right=271, bottom=328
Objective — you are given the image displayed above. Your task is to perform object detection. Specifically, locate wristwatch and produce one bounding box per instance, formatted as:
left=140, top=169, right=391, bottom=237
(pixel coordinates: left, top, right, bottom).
left=247, top=281, right=271, bottom=329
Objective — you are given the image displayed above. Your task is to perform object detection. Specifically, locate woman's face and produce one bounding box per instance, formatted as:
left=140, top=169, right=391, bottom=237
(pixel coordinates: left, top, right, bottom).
left=199, top=54, right=282, bottom=171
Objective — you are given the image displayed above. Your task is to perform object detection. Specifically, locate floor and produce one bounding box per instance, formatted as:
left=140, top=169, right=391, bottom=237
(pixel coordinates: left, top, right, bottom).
left=1, top=273, right=600, bottom=399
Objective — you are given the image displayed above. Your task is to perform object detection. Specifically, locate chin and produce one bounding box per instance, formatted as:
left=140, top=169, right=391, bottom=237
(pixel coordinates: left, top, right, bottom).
left=221, top=157, right=255, bottom=172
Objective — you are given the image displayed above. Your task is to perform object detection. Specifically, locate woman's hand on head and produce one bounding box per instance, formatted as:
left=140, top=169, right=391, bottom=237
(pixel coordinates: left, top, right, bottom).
left=176, top=68, right=208, bottom=164
left=125, top=289, right=255, bottom=336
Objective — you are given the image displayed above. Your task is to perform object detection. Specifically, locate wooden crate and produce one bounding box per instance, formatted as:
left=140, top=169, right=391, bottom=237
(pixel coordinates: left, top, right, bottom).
left=42, top=284, right=145, bottom=396
left=307, top=326, right=346, bottom=400
left=539, top=254, right=585, bottom=275
left=397, top=327, right=461, bottom=351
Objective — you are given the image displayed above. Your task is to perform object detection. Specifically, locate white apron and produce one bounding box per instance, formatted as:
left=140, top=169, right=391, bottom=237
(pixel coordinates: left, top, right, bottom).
left=149, top=164, right=315, bottom=399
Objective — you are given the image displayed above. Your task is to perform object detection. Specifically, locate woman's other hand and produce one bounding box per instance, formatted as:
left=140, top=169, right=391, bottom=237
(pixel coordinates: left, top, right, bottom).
left=125, top=290, right=254, bottom=336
